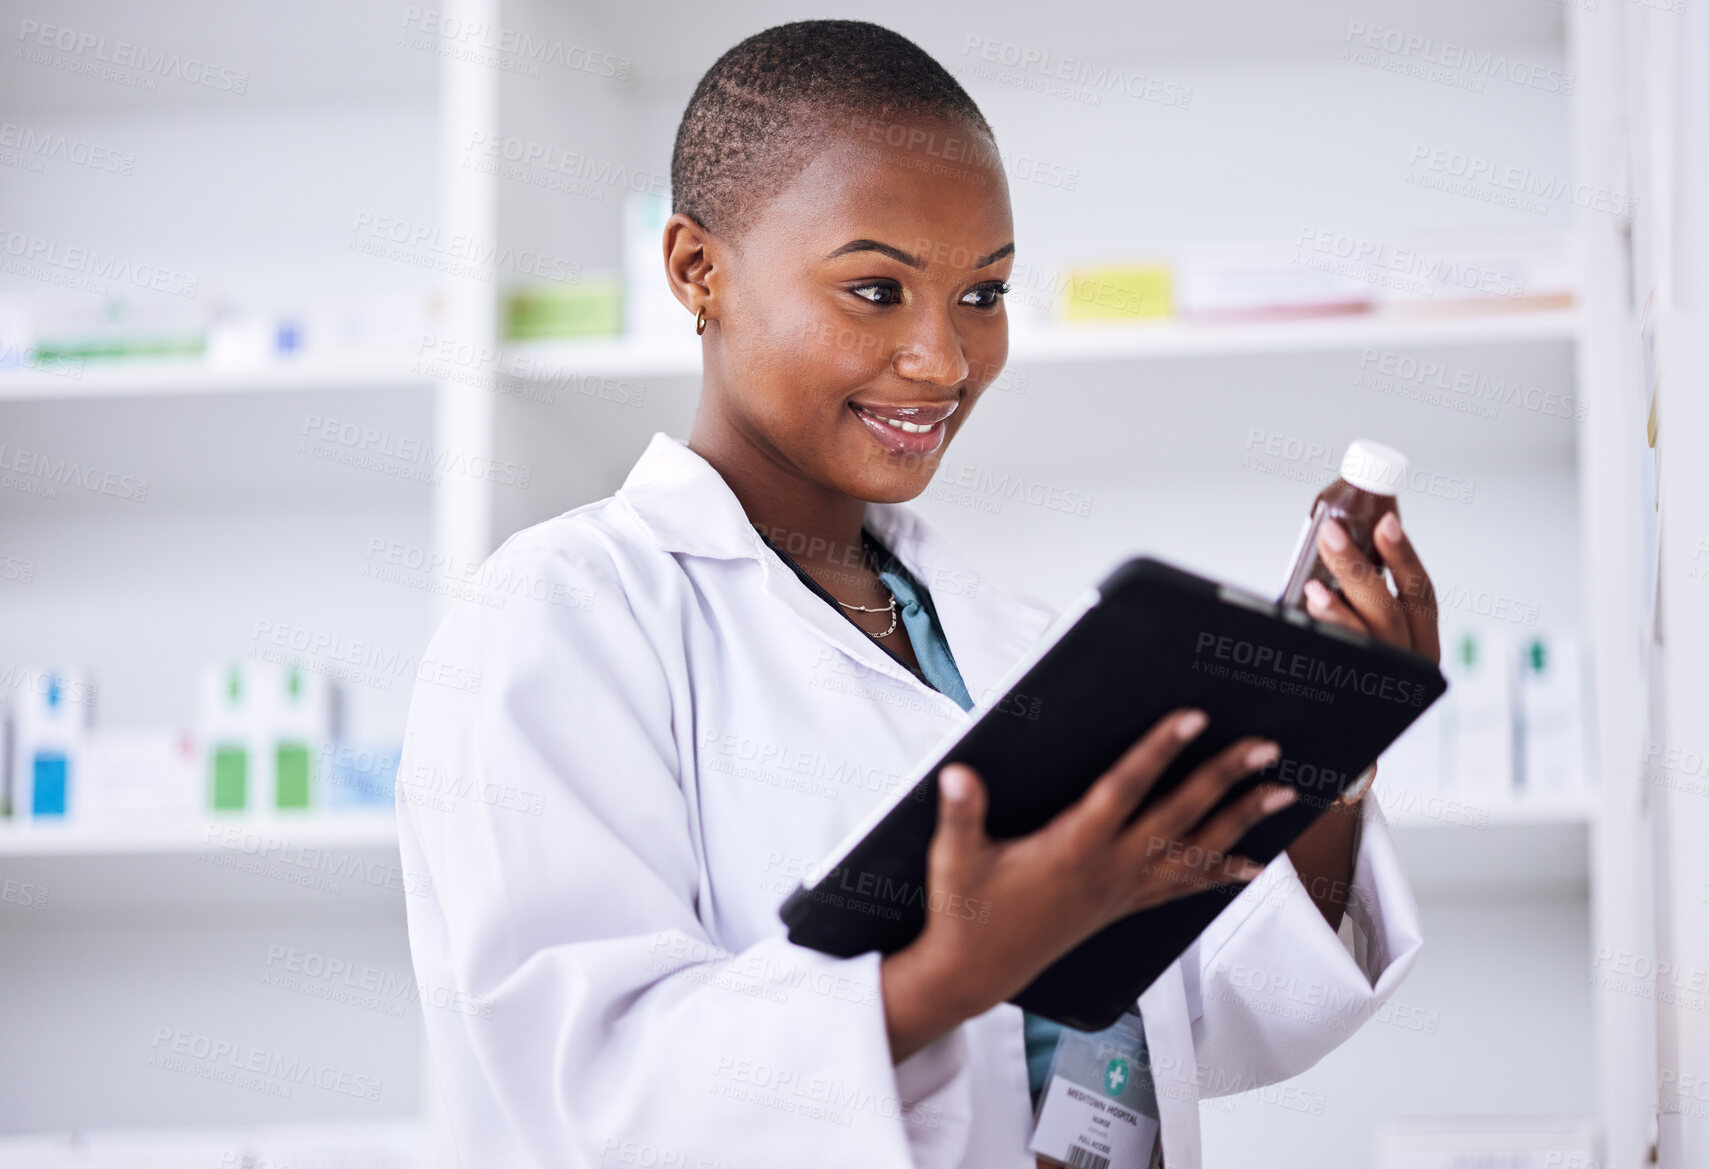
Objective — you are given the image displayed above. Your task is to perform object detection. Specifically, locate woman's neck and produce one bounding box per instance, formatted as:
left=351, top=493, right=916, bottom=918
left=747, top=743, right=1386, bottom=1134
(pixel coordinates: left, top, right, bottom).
left=687, top=417, right=870, bottom=583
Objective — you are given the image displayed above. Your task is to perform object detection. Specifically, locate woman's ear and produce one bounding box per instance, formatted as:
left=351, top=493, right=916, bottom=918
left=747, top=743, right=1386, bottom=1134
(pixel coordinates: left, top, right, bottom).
left=663, top=212, right=719, bottom=326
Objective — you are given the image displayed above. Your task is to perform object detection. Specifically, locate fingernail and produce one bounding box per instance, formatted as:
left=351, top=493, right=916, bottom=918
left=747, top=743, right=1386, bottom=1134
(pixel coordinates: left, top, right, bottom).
left=1176, top=710, right=1209, bottom=740
left=1237, top=861, right=1263, bottom=882
left=1261, top=786, right=1297, bottom=813
left=940, top=766, right=966, bottom=801
left=1378, top=513, right=1402, bottom=542
left=1319, top=520, right=1348, bottom=553
left=1303, top=579, right=1330, bottom=610
left=1245, top=741, right=1281, bottom=769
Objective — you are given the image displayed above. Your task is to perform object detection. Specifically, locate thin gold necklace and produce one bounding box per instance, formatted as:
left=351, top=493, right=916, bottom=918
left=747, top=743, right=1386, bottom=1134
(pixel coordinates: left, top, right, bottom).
left=835, top=535, right=899, bottom=638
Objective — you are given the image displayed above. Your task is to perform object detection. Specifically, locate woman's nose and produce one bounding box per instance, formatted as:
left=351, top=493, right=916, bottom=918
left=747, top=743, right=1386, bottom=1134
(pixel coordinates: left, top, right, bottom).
left=891, top=313, right=970, bottom=387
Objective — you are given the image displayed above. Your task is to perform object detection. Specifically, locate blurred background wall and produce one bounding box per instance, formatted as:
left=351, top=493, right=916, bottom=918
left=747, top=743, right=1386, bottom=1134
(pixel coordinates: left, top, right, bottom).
left=2, top=1, right=1702, bottom=1166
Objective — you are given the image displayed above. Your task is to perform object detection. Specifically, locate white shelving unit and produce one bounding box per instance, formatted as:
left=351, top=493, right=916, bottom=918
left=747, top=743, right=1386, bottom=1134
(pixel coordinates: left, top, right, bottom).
left=0, top=1, right=1637, bottom=1166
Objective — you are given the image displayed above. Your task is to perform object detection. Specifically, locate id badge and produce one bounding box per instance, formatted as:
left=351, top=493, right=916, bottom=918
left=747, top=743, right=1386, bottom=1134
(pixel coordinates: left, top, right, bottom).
left=1028, top=1009, right=1160, bottom=1169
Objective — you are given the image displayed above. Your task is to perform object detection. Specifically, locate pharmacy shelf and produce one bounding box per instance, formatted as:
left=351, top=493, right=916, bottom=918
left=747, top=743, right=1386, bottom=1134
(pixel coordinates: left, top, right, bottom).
left=0, top=308, right=1581, bottom=404
left=0, top=812, right=398, bottom=856
left=1383, top=796, right=1599, bottom=829
left=504, top=307, right=1582, bottom=382
left=1388, top=808, right=1593, bottom=900
left=0, top=813, right=404, bottom=924
left=0, top=354, right=430, bottom=403
left=0, top=804, right=1596, bottom=916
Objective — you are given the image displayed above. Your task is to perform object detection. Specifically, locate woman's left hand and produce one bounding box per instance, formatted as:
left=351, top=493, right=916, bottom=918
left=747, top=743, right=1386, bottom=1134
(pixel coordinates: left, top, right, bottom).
left=1302, top=513, right=1441, bottom=665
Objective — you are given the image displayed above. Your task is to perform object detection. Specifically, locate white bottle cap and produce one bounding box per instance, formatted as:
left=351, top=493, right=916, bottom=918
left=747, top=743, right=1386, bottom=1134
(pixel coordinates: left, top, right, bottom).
left=1339, top=439, right=1408, bottom=495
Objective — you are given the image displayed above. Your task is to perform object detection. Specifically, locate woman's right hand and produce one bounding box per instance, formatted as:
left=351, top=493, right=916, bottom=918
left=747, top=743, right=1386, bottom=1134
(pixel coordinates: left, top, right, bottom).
left=880, top=708, right=1295, bottom=1063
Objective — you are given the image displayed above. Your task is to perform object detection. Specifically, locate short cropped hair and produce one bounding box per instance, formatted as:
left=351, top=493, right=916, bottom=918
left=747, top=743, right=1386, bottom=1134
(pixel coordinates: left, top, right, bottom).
left=670, top=20, right=994, bottom=236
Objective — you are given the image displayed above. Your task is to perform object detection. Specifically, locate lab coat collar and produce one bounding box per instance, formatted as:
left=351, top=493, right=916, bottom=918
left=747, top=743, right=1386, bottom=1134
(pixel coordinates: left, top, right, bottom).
left=617, top=431, right=1056, bottom=712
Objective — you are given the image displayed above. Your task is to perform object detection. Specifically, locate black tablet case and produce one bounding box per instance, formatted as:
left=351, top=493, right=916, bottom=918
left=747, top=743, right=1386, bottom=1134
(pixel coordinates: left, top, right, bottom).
left=778, top=557, right=1448, bottom=1031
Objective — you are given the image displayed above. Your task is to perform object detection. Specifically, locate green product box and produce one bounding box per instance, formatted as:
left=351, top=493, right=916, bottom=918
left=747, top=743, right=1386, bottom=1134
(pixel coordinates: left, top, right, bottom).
left=275, top=742, right=312, bottom=809
left=504, top=277, right=623, bottom=340
left=211, top=744, right=247, bottom=811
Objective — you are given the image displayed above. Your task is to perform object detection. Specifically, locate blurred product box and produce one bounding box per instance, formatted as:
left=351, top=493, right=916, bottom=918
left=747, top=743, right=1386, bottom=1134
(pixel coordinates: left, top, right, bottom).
left=1175, top=245, right=1373, bottom=320
left=624, top=190, right=683, bottom=341
left=1517, top=631, right=1588, bottom=796
left=320, top=741, right=403, bottom=808
left=196, top=661, right=339, bottom=814
left=7, top=668, right=93, bottom=819
left=1362, top=231, right=1575, bottom=316
left=77, top=729, right=200, bottom=822
left=1376, top=1115, right=1598, bottom=1169
left=1056, top=264, right=1172, bottom=322
left=301, top=290, right=432, bottom=357
left=1442, top=624, right=1518, bottom=802
left=503, top=276, right=623, bottom=340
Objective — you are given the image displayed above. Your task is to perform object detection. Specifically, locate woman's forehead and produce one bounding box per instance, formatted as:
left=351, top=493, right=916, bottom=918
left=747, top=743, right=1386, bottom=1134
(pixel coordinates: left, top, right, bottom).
left=751, top=127, right=1014, bottom=261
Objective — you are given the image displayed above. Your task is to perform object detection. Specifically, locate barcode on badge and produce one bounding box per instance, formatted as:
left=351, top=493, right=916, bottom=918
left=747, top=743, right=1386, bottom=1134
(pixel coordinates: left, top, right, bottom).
left=1065, top=1147, right=1111, bottom=1169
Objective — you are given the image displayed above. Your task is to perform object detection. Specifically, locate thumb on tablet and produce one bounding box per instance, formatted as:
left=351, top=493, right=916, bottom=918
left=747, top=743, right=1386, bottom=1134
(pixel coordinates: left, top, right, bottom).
left=936, top=764, right=988, bottom=850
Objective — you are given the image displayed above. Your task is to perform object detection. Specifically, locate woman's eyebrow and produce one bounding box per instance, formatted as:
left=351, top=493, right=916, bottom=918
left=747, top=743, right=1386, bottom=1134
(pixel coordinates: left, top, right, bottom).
left=827, top=239, right=926, bottom=268
left=825, top=239, right=1017, bottom=270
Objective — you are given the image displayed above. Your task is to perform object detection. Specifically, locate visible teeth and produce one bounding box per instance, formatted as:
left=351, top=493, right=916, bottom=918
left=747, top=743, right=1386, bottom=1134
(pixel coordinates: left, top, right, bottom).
left=883, top=417, right=934, bottom=434
left=859, top=407, right=936, bottom=434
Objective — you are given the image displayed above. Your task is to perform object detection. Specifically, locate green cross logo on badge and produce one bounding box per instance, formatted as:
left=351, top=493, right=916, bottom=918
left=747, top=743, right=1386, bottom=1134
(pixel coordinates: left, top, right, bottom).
left=1103, top=1056, right=1130, bottom=1097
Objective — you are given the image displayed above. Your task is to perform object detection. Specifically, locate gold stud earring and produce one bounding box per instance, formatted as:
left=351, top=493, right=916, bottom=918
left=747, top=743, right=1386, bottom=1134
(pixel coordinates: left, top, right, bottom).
left=695, top=306, right=707, bottom=336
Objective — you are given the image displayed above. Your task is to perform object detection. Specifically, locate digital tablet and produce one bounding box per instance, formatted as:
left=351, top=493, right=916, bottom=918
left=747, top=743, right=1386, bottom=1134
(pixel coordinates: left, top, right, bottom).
left=778, top=556, right=1448, bottom=1031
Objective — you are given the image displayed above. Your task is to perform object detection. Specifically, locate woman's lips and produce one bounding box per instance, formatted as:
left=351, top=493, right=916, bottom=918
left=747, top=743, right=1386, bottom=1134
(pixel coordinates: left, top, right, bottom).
left=848, top=400, right=957, bottom=458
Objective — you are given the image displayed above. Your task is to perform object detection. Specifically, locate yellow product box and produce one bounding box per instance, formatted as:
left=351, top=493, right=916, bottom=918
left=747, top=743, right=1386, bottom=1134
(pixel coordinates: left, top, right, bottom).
left=1057, top=265, right=1173, bottom=322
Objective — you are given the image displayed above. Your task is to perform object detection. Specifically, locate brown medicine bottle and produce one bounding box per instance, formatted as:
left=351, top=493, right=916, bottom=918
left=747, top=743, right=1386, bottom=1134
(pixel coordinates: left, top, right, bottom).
left=1279, top=439, right=1407, bottom=609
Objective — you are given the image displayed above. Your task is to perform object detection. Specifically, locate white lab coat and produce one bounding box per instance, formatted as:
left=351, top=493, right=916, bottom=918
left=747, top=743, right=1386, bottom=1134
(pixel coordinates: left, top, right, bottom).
left=396, top=430, right=1423, bottom=1169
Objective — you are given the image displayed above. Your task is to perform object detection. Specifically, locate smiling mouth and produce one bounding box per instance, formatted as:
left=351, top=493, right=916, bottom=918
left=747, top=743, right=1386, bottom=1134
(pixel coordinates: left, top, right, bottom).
left=848, top=400, right=958, bottom=456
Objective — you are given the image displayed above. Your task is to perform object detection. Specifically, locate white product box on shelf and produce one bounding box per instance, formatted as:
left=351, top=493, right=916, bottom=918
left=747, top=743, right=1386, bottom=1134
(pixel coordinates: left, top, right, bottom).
left=623, top=190, right=683, bottom=342
left=1516, top=630, right=1589, bottom=796
left=1442, top=624, right=1517, bottom=803
left=76, top=729, right=201, bottom=821
left=7, top=668, right=93, bottom=820
left=196, top=661, right=339, bottom=815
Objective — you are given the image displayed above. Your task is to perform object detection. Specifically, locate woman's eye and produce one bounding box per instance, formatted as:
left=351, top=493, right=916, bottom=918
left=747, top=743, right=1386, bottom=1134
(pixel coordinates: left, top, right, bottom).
left=960, top=281, right=1011, bottom=309
left=849, top=282, right=903, bottom=305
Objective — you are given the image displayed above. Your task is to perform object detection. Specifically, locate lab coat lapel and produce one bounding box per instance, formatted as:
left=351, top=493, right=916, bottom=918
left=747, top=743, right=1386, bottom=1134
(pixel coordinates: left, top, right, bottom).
left=1140, top=965, right=1202, bottom=1169
left=620, top=432, right=1057, bottom=717
left=864, top=502, right=1058, bottom=708
left=618, top=431, right=970, bottom=715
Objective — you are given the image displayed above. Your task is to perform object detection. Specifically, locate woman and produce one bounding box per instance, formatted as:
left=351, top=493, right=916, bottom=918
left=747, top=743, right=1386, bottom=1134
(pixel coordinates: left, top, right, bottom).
left=397, top=20, right=1435, bottom=1169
